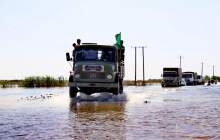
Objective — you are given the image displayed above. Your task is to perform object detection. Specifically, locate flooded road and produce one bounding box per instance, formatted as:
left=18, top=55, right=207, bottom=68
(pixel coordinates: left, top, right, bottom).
left=0, top=85, right=220, bottom=140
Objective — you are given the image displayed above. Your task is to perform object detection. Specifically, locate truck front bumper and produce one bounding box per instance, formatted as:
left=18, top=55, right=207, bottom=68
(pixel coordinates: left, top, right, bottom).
left=69, top=82, right=118, bottom=88
left=185, top=81, right=194, bottom=85
left=162, top=81, right=179, bottom=87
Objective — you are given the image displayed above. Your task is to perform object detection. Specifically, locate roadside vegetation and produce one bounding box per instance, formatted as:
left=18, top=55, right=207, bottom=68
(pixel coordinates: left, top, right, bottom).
left=21, top=76, right=67, bottom=87
left=212, top=76, right=220, bottom=81
left=204, top=75, right=220, bottom=82
left=1, top=76, right=219, bottom=88
left=0, top=80, right=22, bottom=88
left=0, top=77, right=161, bottom=88
left=123, top=79, right=161, bottom=86
left=0, top=76, right=67, bottom=88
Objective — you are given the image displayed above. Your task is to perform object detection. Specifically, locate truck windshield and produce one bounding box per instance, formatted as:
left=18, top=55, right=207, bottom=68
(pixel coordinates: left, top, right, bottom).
left=197, top=75, right=201, bottom=79
left=182, top=74, right=192, bottom=78
left=163, top=72, right=177, bottom=77
left=75, top=47, right=116, bottom=62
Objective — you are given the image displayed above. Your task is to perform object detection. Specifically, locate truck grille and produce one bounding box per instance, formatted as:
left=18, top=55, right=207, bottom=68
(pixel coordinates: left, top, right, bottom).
left=80, top=73, right=106, bottom=80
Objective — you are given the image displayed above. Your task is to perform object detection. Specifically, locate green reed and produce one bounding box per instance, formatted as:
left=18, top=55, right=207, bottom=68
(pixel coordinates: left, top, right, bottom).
left=0, top=76, right=67, bottom=88
left=21, top=76, right=67, bottom=87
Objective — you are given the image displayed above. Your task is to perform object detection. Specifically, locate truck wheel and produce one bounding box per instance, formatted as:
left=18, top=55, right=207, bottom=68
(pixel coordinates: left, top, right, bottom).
left=119, top=86, right=123, bottom=94
left=69, top=87, right=78, bottom=98
left=119, top=80, right=123, bottom=94
left=112, top=88, right=118, bottom=95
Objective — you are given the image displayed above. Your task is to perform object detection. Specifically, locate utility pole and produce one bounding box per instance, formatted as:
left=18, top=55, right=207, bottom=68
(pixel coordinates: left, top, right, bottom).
left=132, top=46, right=147, bottom=86
left=134, top=47, right=137, bottom=85
left=212, top=65, right=215, bottom=80
left=201, top=62, right=204, bottom=76
left=142, top=47, right=145, bottom=86
left=179, top=56, right=182, bottom=68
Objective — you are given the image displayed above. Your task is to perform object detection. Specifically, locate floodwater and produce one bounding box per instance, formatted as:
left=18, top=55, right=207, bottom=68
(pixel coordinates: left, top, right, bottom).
left=0, top=85, right=220, bottom=140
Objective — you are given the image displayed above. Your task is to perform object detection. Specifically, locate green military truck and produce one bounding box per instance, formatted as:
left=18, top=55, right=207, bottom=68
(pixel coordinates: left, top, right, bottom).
left=66, top=36, right=125, bottom=98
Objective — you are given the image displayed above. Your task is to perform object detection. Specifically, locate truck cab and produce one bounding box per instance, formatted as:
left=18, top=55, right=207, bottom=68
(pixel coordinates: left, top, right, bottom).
left=182, top=72, right=197, bottom=86
left=197, top=75, right=205, bottom=85
left=66, top=39, right=125, bottom=98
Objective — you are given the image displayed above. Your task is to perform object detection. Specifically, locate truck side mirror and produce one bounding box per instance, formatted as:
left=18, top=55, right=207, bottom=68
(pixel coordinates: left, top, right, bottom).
left=66, top=52, right=72, bottom=61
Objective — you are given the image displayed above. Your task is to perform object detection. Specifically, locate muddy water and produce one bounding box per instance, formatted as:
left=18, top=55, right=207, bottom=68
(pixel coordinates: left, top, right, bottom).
left=0, top=85, right=220, bottom=140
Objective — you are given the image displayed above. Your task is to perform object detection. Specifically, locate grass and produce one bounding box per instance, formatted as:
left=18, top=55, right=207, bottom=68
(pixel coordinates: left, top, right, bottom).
left=0, top=76, right=161, bottom=88
left=1, top=74, right=219, bottom=88
left=212, top=76, right=220, bottom=81
left=21, top=76, right=67, bottom=87
left=0, top=76, right=67, bottom=88
left=0, top=80, right=22, bottom=88
left=123, top=79, right=161, bottom=86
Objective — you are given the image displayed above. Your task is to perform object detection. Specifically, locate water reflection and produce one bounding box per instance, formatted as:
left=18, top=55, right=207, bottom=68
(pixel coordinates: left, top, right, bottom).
left=69, top=101, right=126, bottom=140
left=70, top=101, right=125, bottom=113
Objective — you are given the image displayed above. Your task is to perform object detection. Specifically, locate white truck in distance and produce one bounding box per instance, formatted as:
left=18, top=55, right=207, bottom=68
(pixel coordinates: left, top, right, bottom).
left=161, top=67, right=182, bottom=87
left=182, top=72, right=197, bottom=86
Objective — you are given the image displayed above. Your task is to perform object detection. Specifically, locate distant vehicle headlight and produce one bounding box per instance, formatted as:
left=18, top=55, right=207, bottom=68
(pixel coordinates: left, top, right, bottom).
left=107, top=74, right=113, bottom=79
left=75, top=74, right=80, bottom=78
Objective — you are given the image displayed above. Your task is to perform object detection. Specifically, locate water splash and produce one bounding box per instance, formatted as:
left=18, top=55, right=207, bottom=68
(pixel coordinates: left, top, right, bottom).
left=71, top=92, right=127, bottom=102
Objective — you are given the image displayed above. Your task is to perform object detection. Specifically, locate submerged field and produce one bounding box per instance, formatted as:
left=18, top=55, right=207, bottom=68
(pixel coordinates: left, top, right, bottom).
left=0, top=85, right=220, bottom=139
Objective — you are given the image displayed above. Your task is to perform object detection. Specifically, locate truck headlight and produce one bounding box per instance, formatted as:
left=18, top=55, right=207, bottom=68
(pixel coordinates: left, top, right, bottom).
left=75, top=74, right=80, bottom=78
left=107, top=74, right=112, bottom=79
left=112, top=65, right=115, bottom=71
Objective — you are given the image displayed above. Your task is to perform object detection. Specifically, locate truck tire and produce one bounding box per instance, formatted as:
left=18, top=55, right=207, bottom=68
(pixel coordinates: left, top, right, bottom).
left=119, top=85, right=123, bottom=94
left=119, top=80, right=123, bottom=94
left=112, top=88, right=119, bottom=95
left=69, top=87, right=78, bottom=98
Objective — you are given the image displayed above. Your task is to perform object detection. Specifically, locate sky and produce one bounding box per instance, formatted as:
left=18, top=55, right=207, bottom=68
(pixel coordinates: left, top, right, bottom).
left=0, top=0, right=220, bottom=80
